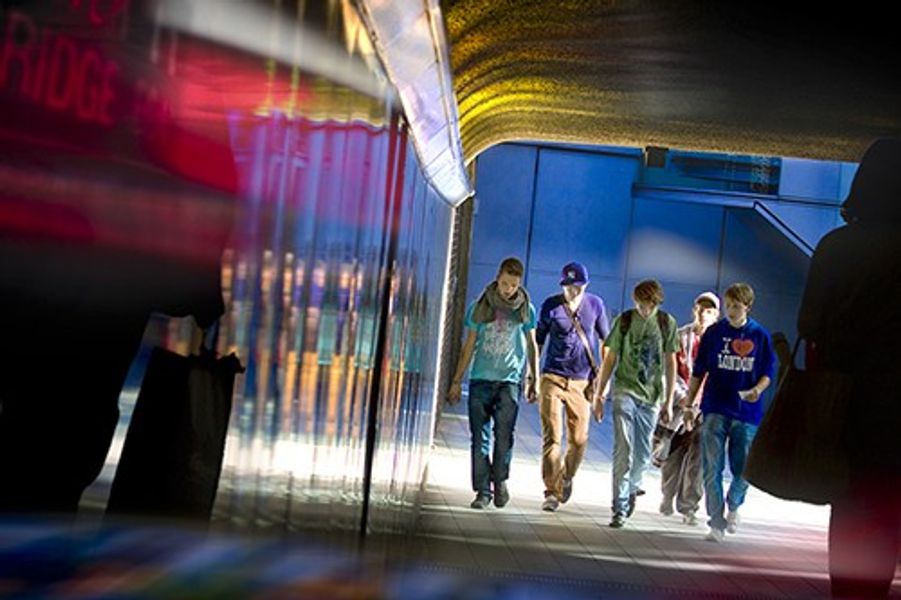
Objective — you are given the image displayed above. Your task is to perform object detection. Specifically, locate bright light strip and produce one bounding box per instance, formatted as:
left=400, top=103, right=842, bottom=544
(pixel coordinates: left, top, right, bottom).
left=356, top=0, right=474, bottom=206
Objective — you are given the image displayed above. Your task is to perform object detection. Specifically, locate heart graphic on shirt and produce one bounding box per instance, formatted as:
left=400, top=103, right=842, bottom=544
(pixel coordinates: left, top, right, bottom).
left=731, top=339, right=755, bottom=357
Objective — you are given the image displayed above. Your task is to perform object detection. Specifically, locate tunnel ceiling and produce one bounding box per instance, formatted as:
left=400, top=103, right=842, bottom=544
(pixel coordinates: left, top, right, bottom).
left=442, top=0, right=901, bottom=163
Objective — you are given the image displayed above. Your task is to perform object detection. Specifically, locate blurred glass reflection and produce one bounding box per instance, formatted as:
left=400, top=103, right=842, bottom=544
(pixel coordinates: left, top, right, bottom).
left=211, top=111, right=453, bottom=537
left=184, top=2, right=454, bottom=537
left=2, top=0, right=454, bottom=537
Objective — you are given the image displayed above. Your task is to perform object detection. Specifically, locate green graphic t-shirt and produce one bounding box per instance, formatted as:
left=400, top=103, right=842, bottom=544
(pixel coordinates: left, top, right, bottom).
left=604, top=309, right=679, bottom=405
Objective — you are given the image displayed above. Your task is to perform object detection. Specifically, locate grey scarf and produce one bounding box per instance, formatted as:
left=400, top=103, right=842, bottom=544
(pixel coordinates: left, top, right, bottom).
left=471, top=281, right=530, bottom=324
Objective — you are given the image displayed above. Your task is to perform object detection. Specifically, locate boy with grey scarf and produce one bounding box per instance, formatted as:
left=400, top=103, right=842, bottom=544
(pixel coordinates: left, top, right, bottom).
left=449, top=257, right=539, bottom=509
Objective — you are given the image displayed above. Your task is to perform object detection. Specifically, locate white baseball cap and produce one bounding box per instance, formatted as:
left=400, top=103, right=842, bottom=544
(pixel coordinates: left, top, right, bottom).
left=695, top=291, right=720, bottom=310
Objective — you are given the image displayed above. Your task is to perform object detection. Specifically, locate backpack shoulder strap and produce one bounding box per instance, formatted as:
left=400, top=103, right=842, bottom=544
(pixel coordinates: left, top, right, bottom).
left=619, top=309, right=633, bottom=335
left=621, top=308, right=673, bottom=339
left=656, top=310, right=671, bottom=338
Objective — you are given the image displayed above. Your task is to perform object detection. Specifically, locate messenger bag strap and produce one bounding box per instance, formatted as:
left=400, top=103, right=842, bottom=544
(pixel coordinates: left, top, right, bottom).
left=562, top=301, right=598, bottom=372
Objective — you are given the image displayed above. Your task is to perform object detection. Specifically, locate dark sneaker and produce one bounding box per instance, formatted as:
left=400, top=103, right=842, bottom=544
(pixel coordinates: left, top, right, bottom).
left=626, top=492, right=638, bottom=517
left=609, top=512, right=626, bottom=528
left=470, top=493, right=491, bottom=509
left=560, top=478, right=573, bottom=504
left=494, top=482, right=510, bottom=508
left=541, top=495, right=560, bottom=512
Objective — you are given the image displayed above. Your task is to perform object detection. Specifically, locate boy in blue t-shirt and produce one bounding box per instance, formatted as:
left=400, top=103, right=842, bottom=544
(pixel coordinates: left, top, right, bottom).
left=684, top=283, right=775, bottom=542
left=448, top=257, right=539, bottom=510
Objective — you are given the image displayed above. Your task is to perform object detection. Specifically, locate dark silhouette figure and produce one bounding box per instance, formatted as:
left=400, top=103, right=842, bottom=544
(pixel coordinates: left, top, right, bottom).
left=798, top=139, right=901, bottom=598
left=0, top=185, right=230, bottom=513
left=0, top=1, right=238, bottom=515
left=0, top=133, right=235, bottom=517
left=770, top=331, right=791, bottom=387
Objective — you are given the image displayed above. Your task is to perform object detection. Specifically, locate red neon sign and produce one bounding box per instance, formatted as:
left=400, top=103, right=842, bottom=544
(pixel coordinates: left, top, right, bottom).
left=1, top=11, right=119, bottom=126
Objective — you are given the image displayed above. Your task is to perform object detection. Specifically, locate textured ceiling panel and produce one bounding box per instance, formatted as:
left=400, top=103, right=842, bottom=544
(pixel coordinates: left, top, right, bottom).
left=443, top=0, right=901, bottom=162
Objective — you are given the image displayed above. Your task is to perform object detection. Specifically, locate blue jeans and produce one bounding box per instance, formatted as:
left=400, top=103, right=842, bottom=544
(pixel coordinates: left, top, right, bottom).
left=611, top=394, right=658, bottom=514
left=701, top=413, right=758, bottom=530
left=468, top=380, right=520, bottom=495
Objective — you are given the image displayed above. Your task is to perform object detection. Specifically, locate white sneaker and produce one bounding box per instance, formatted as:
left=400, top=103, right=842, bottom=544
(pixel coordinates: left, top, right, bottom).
left=705, top=527, right=725, bottom=542
left=541, top=496, right=560, bottom=512
left=682, top=511, right=698, bottom=526
left=726, top=510, right=740, bottom=534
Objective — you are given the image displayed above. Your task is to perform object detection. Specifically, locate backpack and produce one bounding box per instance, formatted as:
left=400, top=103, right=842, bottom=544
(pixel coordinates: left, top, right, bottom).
left=619, top=308, right=673, bottom=340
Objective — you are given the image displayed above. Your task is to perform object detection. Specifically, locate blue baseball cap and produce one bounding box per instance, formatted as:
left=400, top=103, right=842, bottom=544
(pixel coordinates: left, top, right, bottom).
left=560, top=262, right=589, bottom=286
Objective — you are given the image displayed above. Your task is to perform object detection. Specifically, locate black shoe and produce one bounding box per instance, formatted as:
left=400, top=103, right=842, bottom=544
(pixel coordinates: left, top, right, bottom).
left=609, top=512, right=626, bottom=528
left=470, top=493, right=491, bottom=509
left=494, top=482, right=510, bottom=508
left=626, top=492, right=638, bottom=517
left=560, top=478, right=573, bottom=504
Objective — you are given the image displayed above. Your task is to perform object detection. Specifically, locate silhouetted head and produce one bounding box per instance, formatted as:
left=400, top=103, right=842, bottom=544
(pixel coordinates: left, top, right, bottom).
left=771, top=331, right=791, bottom=362
left=842, top=138, right=901, bottom=223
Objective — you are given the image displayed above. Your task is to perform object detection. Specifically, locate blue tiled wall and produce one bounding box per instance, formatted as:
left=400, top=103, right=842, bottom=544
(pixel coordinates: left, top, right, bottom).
left=468, top=143, right=849, bottom=346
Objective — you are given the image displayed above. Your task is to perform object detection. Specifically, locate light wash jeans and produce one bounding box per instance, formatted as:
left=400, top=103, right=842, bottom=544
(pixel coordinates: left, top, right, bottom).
left=611, top=394, right=658, bottom=515
left=468, top=380, right=520, bottom=496
left=701, top=412, right=758, bottom=531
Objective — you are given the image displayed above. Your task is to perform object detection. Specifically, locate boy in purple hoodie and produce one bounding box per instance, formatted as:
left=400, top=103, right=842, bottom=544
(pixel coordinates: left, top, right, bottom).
left=683, top=283, right=775, bottom=542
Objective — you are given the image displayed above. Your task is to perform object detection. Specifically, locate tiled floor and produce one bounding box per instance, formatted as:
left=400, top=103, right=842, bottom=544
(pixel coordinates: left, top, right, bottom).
left=395, top=399, right=901, bottom=599
left=71, top=389, right=899, bottom=598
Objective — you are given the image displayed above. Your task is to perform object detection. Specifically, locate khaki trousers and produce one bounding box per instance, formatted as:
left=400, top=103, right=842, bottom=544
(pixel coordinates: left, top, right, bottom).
left=540, top=373, right=591, bottom=499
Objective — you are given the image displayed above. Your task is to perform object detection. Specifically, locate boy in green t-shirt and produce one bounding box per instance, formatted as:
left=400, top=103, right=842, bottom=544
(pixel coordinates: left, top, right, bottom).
left=593, top=280, right=679, bottom=528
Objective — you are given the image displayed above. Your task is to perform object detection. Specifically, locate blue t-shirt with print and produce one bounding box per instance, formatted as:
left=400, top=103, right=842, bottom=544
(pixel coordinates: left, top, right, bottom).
left=465, top=301, right=537, bottom=384
left=692, top=317, right=776, bottom=425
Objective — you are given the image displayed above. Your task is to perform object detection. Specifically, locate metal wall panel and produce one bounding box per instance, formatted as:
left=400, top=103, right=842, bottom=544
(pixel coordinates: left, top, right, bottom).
left=366, top=151, right=455, bottom=534
left=758, top=200, right=843, bottom=251
left=469, top=142, right=839, bottom=351
left=213, top=116, right=397, bottom=538
left=205, top=112, right=455, bottom=539
left=718, top=208, right=809, bottom=344
left=529, top=149, right=638, bottom=287
left=779, top=157, right=844, bottom=202
left=628, top=199, right=724, bottom=286
left=467, top=144, right=536, bottom=278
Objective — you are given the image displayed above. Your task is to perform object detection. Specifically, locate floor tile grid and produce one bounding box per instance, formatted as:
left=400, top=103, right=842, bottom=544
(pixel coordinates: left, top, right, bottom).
left=422, top=399, right=844, bottom=598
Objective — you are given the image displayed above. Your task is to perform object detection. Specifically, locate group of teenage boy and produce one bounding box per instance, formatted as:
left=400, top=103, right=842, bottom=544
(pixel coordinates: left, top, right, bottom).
left=448, top=258, right=776, bottom=543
